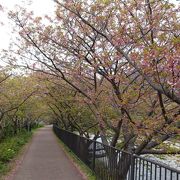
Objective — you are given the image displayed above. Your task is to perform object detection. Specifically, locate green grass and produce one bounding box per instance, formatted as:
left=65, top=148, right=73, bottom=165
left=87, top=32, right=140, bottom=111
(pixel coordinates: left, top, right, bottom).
left=55, top=135, right=96, bottom=180
left=0, top=130, right=33, bottom=177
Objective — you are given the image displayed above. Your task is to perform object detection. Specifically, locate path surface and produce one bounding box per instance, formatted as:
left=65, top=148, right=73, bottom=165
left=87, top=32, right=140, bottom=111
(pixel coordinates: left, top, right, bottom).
left=12, top=126, right=84, bottom=180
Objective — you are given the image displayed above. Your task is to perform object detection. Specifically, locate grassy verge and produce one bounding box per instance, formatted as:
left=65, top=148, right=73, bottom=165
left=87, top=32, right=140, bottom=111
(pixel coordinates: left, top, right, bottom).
left=55, top=135, right=96, bottom=180
left=0, top=130, right=33, bottom=177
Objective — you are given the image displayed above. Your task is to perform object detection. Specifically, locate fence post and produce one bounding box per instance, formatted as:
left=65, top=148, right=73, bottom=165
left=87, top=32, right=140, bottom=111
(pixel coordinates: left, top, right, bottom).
left=130, top=154, right=135, bottom=180
left=92, top=141, right=96, bottom=171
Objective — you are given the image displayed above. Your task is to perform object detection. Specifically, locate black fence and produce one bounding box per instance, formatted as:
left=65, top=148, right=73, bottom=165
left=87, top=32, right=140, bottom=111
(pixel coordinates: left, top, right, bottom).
left=53, top=125, right=180, bottom=180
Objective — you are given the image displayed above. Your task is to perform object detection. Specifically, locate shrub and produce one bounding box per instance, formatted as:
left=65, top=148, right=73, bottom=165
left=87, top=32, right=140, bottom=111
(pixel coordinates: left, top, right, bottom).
left=0, top=131, right=32, bottom=175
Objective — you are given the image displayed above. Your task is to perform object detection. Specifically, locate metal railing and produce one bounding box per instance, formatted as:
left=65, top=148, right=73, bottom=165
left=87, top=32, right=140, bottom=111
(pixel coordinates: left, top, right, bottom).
left=53, top=125, right=180, bottom=180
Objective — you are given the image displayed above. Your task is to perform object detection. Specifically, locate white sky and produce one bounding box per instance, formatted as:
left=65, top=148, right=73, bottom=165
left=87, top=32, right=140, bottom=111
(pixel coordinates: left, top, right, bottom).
left=0, top=0, right=55, bottom=52
left=0, top=0, right=179, bottom=53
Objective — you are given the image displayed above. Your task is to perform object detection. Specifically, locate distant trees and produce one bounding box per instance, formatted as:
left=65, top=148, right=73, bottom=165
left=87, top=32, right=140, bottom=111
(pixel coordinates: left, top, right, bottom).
left=0, top=70, right=49, bottom=140
left=44, top=79, right=97, bottom=137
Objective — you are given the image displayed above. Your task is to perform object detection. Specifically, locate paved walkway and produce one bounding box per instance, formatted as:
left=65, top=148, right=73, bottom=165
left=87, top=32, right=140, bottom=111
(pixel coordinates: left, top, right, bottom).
left=12, top=126, right=84, bottom=180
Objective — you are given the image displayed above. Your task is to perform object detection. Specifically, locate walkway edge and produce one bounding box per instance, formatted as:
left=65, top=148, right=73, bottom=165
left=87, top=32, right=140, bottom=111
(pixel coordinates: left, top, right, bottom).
left=3, top=131, right=37, bottom=180
left=53, top=131, right=95, bottom=180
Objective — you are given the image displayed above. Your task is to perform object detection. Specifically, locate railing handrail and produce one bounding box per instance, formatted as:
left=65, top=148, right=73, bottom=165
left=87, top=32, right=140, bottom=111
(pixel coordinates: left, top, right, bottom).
left=53, top=124, right=180, bottom=180
left=134, top=154, right=180, bottom=173
left=53, top=125, right=180, bottom=174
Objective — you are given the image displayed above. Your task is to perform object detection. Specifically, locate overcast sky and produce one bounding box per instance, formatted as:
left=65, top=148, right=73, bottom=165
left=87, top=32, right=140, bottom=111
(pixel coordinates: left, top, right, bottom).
left=0, top=0, right=55, bottom=51
left=0, top=0, right=179, bottom=52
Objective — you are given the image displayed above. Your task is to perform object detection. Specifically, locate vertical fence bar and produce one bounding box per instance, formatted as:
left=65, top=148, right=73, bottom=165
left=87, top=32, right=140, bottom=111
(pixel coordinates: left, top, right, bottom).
left=135, top=158, right=138, bottom=180
left=92, top=141, right=96, bottom=171
left=170, top=171, right=172, bottom=180
left=142, top=160, right=145, bottom=180
left=139, top=158, right=141, bottom=180
left=155, top=164, right=157, bottom=180
left=130, top=154, right=135, bottom=180
left=150, top=162, right=152, bottom=180
left=160, top=167, right=162, bottom=180
left=146, top=161, right=148, bottom=180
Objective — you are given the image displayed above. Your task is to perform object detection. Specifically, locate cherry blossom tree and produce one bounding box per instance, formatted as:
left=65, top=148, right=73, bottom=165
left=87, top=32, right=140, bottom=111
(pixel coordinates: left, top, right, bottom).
left=6, top=0, right=180, bottom=179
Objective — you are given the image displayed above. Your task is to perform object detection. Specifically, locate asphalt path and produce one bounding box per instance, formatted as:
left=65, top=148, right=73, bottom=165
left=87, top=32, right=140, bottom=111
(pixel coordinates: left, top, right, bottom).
left=12, top=126, right=84, bottom=180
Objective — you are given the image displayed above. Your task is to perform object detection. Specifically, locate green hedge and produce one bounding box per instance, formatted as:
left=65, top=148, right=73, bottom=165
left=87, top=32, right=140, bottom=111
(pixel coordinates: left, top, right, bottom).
left=0, top=130, right=32, bottom=175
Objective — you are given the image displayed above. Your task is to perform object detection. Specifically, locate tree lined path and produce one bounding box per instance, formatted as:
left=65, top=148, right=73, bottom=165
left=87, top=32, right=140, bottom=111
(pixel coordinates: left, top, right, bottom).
left=11, top=126, right=84, bottom=180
